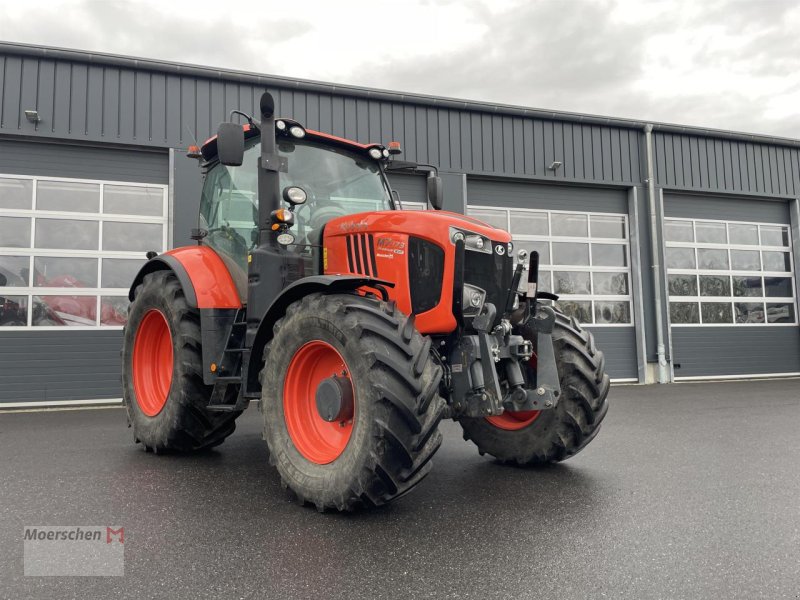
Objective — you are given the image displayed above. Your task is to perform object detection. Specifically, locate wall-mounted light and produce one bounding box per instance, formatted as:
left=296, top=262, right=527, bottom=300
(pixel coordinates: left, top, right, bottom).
left=548, top=160, right=563, bottom=172
left=24, top=110, right=41, bottom=124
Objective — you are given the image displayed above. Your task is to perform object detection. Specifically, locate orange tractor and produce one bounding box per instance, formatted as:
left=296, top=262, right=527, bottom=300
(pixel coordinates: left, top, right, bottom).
left=122, top=93, right=609, bottom=511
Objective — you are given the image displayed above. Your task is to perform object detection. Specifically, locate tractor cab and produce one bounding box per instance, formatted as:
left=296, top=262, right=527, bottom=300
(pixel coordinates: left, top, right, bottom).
left=196, top=119, right=438, bottom=300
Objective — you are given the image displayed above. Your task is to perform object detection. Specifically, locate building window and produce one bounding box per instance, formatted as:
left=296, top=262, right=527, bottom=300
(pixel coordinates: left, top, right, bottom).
left=467, top=206, right=633, bottom=326
left=665, top=217, right=797, bottom=326
left=400, top=201, right=427, bottom=211
left=0, top=175, right=168, bottom=329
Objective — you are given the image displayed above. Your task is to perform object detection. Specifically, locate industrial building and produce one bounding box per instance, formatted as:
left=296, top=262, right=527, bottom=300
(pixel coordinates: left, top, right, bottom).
left=1, top=41, right=798, bottom=406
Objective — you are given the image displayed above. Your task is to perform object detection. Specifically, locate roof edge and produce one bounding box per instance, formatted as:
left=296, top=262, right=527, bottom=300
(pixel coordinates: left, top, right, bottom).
left=1, top=40, right=799, bottom=149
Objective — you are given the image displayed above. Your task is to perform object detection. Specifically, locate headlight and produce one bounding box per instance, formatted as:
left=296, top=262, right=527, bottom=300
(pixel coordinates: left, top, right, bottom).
left=289, top=125, right=305, bottom=138
left=368, top=147, right=383, bottom=159
left=450, top=227, right=492, bottom=253
left=276, top=120, right=287, bottom=131
left=282, top=186, right=307, bottom=205
left=382, top=148, right=390, bottom=158
left=465, top=234, right=484, bottom=250
left=462, top=284, right=486, bottom=316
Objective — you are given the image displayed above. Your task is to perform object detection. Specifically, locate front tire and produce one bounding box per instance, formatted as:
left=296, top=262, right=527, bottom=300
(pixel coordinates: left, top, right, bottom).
left=122, top=270, right=241, bottom=452
left=260, top=293, right=445, bottom=511
left=459, top=311, right=610, bottom=464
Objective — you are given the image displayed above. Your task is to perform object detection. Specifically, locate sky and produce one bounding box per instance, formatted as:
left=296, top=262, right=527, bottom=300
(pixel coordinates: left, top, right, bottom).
left=1, top=0, right=799, bottom=138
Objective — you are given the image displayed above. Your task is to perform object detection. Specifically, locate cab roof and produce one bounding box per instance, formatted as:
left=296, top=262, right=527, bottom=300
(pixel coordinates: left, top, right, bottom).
left=199, top=121, right=379, bottom=162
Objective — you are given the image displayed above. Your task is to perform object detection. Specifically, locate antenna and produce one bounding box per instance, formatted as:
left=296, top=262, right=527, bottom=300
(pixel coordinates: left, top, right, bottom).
left=184, top=124, right=200, bottom=149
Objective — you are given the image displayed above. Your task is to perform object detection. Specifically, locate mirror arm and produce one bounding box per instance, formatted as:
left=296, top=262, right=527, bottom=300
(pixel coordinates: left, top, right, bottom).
left=229, top=109, right=260, bottom=130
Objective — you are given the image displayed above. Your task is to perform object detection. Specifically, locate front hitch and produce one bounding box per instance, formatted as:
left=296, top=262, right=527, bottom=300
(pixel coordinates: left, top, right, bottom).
left=509, top=304, right=562, bottom=412
left=447, top=302, right=562, bottom=418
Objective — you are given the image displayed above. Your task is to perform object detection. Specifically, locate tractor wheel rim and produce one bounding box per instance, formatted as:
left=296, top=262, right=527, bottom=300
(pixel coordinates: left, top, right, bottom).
left=284, top=340, right=354, bottom=464
left=132, top=309, right=174, bottom=417
left=486, top=410, right=541, bottom=431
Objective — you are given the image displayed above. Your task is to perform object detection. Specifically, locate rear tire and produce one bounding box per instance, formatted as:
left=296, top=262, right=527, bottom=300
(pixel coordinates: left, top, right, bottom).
left=122, top=270, right=241, bottom=452
left=260, top=293, right=445, bottom=511
left=459, top=311, right=610, bottom=464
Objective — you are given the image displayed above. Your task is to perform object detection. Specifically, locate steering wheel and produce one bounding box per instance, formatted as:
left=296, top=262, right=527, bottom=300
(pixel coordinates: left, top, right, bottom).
left=308, top=204, right=348, bottom=229
left=205, top=224, right=251, bottom=258
left=287, top=201, right=348, bottom=254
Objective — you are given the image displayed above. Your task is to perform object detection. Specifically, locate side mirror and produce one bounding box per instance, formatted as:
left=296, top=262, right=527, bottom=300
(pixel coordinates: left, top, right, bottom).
left=427, top=175, right=443, bottom=210
left=216, top=122, right=244, bottom=166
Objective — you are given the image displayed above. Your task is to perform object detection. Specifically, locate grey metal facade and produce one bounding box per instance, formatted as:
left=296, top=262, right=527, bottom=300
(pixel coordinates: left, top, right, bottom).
left=1, top=41, right=799, bottom=404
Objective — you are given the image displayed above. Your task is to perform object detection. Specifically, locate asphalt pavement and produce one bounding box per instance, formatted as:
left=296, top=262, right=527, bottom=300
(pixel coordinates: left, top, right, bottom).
left=1, top=379, right=799, bottom=599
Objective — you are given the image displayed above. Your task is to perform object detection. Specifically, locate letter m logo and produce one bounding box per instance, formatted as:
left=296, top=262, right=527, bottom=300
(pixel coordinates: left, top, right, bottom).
left=106, top=527, right=124, bottom=544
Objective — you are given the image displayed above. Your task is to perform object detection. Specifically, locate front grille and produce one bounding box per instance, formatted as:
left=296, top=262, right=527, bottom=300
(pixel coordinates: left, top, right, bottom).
left=463, top=242, right=513, bottom=320
left=345, top=233, right=378, bottom=277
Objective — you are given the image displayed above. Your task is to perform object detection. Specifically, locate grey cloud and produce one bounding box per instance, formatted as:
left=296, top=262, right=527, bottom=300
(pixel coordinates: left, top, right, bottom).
left=0, top=0, right=310, bottom=72
left=0, top=0, right=798, bottom=138
left=344, top=0, right=800, bottom=137
left=349, top=1, right=660, bottom=117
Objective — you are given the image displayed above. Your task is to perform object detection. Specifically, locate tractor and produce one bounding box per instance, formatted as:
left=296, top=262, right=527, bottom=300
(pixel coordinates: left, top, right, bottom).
left=122, top=92, right=610, bottom=511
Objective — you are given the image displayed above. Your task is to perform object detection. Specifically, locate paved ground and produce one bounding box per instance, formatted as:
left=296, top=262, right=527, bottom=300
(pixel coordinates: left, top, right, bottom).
left=1, top=380, right=799, bottom=599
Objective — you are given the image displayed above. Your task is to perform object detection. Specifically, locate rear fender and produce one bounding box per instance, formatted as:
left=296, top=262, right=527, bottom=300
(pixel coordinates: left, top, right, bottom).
left=128, top=246, right=241, bottom=309
left=244, top=275, right=394, bottom=397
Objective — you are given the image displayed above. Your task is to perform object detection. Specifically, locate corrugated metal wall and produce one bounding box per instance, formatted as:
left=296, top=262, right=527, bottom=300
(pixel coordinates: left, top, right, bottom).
left=0, top=53, right=642, bottom=185
left=4, top=49, right=798, bottom=201
left=653, top=132, right=800, bottom=197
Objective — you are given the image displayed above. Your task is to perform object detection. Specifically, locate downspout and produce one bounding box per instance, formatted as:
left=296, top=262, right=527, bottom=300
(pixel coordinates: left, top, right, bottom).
left=644, top=124, right=669, bottom=383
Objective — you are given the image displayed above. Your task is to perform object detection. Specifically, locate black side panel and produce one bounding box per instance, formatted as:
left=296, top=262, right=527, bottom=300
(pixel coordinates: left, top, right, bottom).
left=408, top=237, right=445, bottom=314
left=462, top=244, right=513, bottom=320
left=0, top=330, right=123, bottom=403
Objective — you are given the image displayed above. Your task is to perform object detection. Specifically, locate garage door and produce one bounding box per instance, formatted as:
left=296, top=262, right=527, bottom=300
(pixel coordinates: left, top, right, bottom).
left=664, top=193, right=800, bottom=379
left=0, top=139, right=169, bottom=406
left=467, top=179, right=638, bottom=380
left=387, top=173, right=427, bottom=209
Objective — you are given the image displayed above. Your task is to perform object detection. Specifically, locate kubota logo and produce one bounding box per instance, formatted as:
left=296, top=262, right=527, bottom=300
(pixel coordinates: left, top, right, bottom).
left=338, top=220, right=369, bottom=232
left=495, top=244, right=506, bottom=255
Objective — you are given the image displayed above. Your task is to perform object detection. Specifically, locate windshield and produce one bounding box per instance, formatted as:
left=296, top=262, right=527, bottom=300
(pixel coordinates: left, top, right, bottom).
left=199, top=137, right=393, bottom=279
left=200, top=139, right=392, bottom=271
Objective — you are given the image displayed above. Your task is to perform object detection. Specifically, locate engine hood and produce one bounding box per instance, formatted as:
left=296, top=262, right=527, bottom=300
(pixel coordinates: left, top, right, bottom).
left=325, top=210, right=512, bottom=245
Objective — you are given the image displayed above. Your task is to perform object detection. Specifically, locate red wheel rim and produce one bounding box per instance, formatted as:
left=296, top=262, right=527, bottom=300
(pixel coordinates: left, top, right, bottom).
left=132, top=309, right=173, bottom=417
left=284, top=341, right=354, bottom=464
left=486, top=410, right=541, bottom=431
